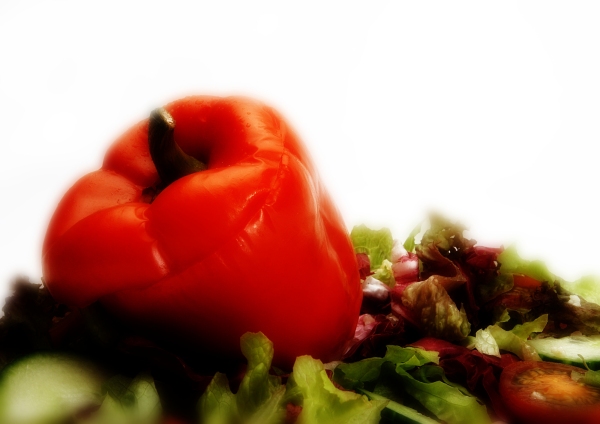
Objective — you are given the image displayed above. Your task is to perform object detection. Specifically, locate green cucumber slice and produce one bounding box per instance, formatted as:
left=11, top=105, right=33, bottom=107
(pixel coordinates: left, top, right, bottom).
left=0, top=352, right=108, bottom=424
left=528, top=335, right=600, bottom=370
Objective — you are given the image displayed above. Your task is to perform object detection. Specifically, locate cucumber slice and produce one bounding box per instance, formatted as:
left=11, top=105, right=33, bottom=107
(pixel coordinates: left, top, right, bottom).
left=528, top=335, right=600, bottom=370
left=0, top=352, right=108, bottom=424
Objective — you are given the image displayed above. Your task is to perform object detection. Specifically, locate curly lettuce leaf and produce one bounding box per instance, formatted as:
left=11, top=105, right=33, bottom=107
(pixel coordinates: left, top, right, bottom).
left=360, top=390, right=438, bottom=424
left=351, top=225, right=394, bottom=270
left=396, top=365, right=490, bottom=424
left=198, top=332, right=286, bottom=424
left=412, top=216, right=496, bottom=320
left=403, top=223, right=422, bottom=253
left=88, top=374, right=162, bottom=424
left=197, top=372, right=237, bottom=424
left=510, top=313, right=548, bottom=339
left=415, top=215, right=475, bottom=286
left=401, top=277, right=471, bottom=341
left=291, top=356, right=386, bottom=424
left=487, top=326, right=539, bottom=361
left=236, top=332, right=284, bottom=417
left=336, top=345, right=439, bottom=391
left=372, top=259, right=395, bottom=287
left=200, top=332, right=388, bottom=424
left=343, top=314, right=411, bottom=362
left=475, top=314, right=548, bottom=361
left=417, top=215, right=474, bottom=256
left=473, top=329, right=500, bottom=358
left=497, top=245, right=559, bottom=285
left=561, top=275, right=600, bottom=306
left=334, top=345, right=489, bottom=424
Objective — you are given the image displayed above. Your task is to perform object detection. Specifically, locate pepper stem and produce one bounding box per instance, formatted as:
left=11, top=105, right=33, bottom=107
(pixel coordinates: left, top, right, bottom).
left=148, top=108, right=206, bottom=187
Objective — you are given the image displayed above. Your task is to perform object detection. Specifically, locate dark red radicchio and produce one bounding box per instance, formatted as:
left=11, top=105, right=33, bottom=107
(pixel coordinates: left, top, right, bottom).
left=411, top=337, right=518, bottom=422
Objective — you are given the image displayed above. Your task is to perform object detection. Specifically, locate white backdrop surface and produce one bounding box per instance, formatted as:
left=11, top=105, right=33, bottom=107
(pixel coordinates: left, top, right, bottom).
left=1, top=1, right=600, bottom=303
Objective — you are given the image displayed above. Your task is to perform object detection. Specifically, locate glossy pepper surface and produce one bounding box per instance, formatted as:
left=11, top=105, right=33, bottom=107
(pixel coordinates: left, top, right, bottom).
left=42, top=96, right=362, bottom=367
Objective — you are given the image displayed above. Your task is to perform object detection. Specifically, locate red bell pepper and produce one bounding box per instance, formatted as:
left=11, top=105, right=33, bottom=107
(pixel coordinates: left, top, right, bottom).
left=42, top=96, right=362, bottom=368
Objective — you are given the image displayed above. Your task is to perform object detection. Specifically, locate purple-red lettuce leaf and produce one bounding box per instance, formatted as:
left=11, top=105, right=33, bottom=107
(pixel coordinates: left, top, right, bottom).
left=393, top=277, right=471, bottom=342
left=343, top=314, right=416, bottom=361
left=411, top=337, right=518, bottom=422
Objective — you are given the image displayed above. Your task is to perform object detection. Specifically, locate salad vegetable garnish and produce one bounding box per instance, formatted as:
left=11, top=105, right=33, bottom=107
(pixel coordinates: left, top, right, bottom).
left=3, top=98, right=600, bottom=423
left=343, top=215, right=600, bottom=422
left=335, top=345, right=491, bottom=424
left=5, top=214, right=600, bottom=422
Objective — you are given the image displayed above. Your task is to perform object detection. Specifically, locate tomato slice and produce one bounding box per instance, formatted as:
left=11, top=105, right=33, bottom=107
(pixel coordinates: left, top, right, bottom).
left=499, top=361, right=600, bottom=424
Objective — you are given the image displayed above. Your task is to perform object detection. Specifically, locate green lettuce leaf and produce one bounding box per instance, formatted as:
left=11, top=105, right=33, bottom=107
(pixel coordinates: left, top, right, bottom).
left=372, top=259, right=395, bottom=287
left=572, top=369, right=600, bottom=388
left=561, top=275, right=600, bottom=306
left=395, top=365, right=490, bottom=424
left=335, top=346, right=439, bottom=390
left=351, top=225, right=394, bottom=270
left=473, top=329, right=500, bottom=357
left=385, top=345, right=440, bottom=371
left=360, top=390, right=438, bottom=424
left=334, top=346, right=488, bottom=424
left=403, top=223, right=422, bottom=253
left=417, top=215, right=474, bottom=258
left=510, top=313, right=548, bottom=339
left=575, top=355, right=600, bottom=388
left=497, top=245, right=559, bottom=285
left=291, top=355, right=386, bottom=424
left=482, top=314, right=548, bottom=361
left=198, top=332, right=286, bottom=424
left=236, top=332, right=284, bottom=417
left=200, top=333, right=388, bottom=424
left=88, top=374, right=162, bottom=424
left=197, top=373, right=237, bottom=424
left=493, top=247, right=600, bottom=334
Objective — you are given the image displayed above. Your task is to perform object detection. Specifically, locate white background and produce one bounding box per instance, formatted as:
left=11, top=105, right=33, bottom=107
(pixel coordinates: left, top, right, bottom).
left=1, top=1, right=600, bottom=304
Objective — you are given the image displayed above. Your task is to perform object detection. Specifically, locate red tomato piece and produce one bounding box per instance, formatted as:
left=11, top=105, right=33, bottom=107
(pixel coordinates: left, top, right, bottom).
left=512, top=274, right=542, bottom=289
left=499, top=360, right=600, bottom=424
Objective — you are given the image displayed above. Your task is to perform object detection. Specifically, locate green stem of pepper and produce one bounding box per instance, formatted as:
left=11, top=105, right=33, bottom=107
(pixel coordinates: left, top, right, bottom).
left=148, top=108, right=207, bottom=187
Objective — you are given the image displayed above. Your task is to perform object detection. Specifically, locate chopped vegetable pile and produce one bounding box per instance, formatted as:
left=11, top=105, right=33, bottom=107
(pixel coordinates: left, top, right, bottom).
left=3, top=214, right=600, bottom=423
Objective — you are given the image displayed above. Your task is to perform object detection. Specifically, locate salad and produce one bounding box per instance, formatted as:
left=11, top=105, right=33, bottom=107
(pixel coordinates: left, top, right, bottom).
left=3, top=215, right=600, bottom=423
left=2, top=96, right=600, bottom=424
